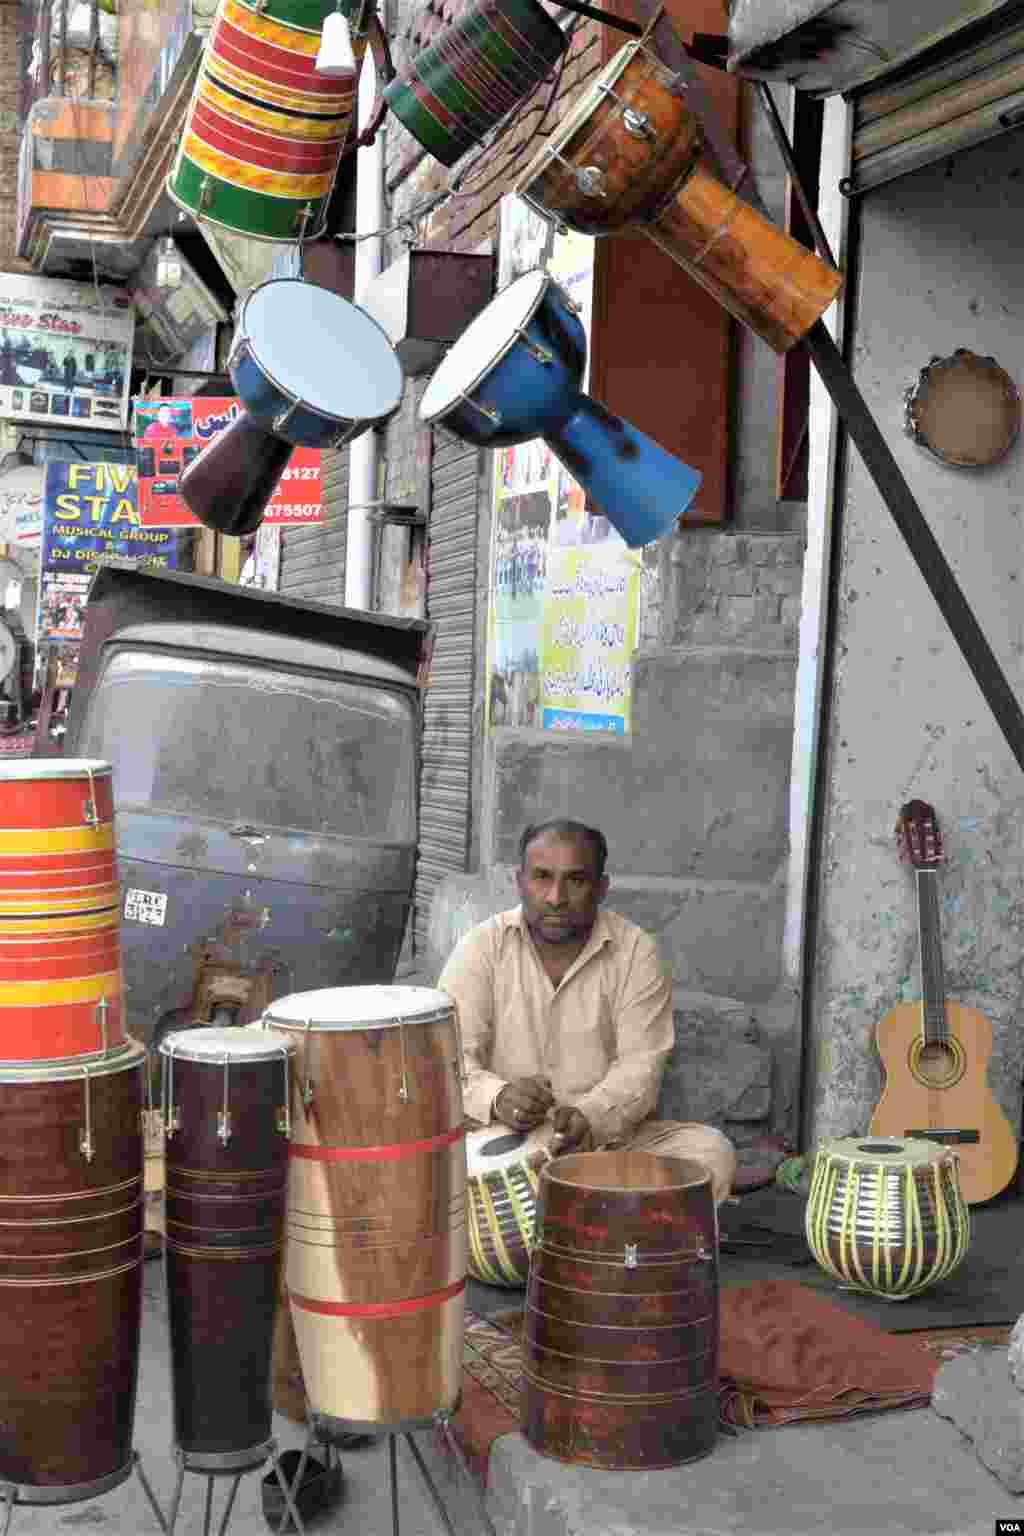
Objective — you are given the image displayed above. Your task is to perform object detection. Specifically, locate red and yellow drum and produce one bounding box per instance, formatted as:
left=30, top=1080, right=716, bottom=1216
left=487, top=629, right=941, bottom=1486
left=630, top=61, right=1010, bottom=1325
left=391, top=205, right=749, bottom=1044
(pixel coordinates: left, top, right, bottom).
left=0, top=760, right=125, bottom=1064
left=168, top=0, right=368, bottom=242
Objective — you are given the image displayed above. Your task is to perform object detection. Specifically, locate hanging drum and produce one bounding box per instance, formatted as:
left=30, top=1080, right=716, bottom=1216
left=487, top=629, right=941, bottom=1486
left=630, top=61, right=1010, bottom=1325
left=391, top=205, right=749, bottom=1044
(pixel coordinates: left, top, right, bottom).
left=515, top=40, right=843, bottom=355
left=420, top=267, right=702, bottom=546
left=178, top=278, right=403, bottom=537
left=0, top=760, right=125, bottom=1064
left=262, top=985, right=466, bottom=1430
left=804, top=1136, right=970, bottom=1300
left=0, top=1039, right=146, bottom=1497
left=160, top=1027, right=295, bottom=1457
left=167, top=0, right=368, bottom=242
left=384, top=0, right=567, bottom=169
left=522, top=1150, right=719, bottom=1470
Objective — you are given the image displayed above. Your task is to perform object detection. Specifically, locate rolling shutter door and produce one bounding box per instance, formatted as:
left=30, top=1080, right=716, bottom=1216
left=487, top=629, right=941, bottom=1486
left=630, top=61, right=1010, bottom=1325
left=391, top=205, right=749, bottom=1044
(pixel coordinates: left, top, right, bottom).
left=277, top=445, right=349, bottom=601
left=412, top=433, right=481, bottom=956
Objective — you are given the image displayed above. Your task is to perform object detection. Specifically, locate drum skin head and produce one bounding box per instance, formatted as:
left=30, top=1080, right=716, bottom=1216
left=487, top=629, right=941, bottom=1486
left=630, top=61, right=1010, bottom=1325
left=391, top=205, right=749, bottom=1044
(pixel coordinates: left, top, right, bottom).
left=240, top=280, right=403, bottom=422
left=905, top=349, right=1021, bottom=468
left=160, top=1025, right=293, bottom=1061
left=263, top=984, right=453, bottom=1030
left=421, top=270, right=550, bottom=422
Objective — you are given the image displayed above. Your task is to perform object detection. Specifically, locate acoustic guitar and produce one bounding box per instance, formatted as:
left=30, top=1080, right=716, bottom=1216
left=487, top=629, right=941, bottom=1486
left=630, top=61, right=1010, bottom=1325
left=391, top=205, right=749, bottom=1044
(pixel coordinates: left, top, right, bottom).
left=868, top=798, right=1018, bottom=1205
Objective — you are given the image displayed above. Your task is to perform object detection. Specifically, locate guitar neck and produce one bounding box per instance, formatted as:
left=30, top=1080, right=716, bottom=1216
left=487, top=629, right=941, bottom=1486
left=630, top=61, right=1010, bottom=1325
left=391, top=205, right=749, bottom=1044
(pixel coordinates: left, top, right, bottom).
left=915, top=868, right=947, bottom=1042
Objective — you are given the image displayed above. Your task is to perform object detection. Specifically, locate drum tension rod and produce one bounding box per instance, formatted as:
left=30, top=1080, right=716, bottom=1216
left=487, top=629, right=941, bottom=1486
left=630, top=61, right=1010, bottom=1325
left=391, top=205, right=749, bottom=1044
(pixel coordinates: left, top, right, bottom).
left=556, top=0, right=642, bottom=37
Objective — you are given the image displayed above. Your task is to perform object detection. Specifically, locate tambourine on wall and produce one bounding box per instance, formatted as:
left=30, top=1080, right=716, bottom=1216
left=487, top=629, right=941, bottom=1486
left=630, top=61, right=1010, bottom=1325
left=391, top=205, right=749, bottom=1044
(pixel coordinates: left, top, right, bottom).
left=905, top=349, right=1021, bottom=470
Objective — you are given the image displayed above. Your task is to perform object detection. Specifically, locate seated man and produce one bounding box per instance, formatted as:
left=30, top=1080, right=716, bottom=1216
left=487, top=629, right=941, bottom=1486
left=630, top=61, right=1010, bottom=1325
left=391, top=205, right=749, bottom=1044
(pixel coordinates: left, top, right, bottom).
left=438, top=818, right=736, bottom=1209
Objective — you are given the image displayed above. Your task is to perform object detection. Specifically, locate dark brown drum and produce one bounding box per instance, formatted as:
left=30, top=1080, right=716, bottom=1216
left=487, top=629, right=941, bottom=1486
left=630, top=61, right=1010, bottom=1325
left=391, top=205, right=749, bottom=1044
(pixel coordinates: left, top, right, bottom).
left=160, top=1026, right=294, bottom=1456
left=522, top=1150, right=719, bottom=1470
left=0, top=1040, right=145, bottom=1494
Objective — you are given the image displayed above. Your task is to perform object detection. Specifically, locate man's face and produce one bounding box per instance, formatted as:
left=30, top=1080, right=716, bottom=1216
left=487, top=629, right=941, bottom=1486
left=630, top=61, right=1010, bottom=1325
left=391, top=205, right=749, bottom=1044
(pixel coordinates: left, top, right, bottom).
left=516, top=831, right=608, bottom=947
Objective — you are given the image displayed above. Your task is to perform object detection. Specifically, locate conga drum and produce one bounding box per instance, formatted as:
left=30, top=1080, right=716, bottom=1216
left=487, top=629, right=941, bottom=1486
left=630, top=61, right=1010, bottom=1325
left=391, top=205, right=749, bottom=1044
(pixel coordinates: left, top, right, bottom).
left=804, top=1136, right=970, bottom=1299
left=522, top=1150, right=719, bottom=1469
left=514, top=40, right=843, bottom=354
left=0, top=1039, right=146, bottom=1495
left=160, top=1027, right=295, bottom=1456
left=262, top=985, right=466, bottom=1429
left=0, top=759, right=125, bottom=1063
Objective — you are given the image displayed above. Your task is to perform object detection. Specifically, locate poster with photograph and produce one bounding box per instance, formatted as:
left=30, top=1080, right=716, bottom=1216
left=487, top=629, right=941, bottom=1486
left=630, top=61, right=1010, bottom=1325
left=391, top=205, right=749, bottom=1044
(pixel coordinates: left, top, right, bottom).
left=0, top=274, right=135, bottom=430
left=132, top=398, right=322, bottom=527
left=37, top=463, right=177, bottom=647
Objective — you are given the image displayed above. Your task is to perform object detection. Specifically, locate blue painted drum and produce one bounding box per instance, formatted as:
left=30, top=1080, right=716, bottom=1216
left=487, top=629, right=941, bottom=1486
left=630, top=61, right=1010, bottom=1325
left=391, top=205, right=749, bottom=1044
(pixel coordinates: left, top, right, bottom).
left=229, top=278, right=404, bottom=448
left=419, top=269, right=701, bottom=546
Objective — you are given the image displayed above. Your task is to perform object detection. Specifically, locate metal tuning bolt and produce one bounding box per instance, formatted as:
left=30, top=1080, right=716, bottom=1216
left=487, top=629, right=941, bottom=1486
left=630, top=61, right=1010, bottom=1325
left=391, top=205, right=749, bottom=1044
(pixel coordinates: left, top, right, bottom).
left=459, top=393, right=502, bottom=427
left=79, top=1066, right=95, bottom=1164
left=82, top=765, right=99, bottom=828
left=450, top=999, right=469, bottom=1085
left=95, top=995, right=110, bottom=1054
left=292, top=201, right=314, bottom=237
left=164, top=1044, right=181, bottom=1137
left=624, top=1242, right=639, bottom=1269
left=575, top=166, right=607, bottom=199
left=397, top=1014, right=413, bottom=1105
left=198, top=176, right=213, bottom=213
left=521, top=335, right=554, bottom=366
left=272, top=397, right=301, bottom=435
left=276, top=1045, right=292, bottom=1139
left=218, top=1054, right=232, bottom=1146
left=301, top=1020, right=315, bottom=1109
left=622, top=107, right=655, bottom=141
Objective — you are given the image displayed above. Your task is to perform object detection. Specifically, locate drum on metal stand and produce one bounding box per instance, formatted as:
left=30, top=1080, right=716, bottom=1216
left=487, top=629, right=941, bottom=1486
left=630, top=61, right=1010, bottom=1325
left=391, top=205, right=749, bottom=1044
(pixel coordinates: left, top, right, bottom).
left=0, top=1040, right=147, bottom=1501
left=0, top=760, right=125, bottom=1064
left=419, top=269, right=703, bottom=547
left=179, top=279, right=403, bottom=536
left=514, top=40, right=843, bottom=355
left=261, top=985, right=467, bottom=1431
left=522, top=1150, right=719, bottom=1470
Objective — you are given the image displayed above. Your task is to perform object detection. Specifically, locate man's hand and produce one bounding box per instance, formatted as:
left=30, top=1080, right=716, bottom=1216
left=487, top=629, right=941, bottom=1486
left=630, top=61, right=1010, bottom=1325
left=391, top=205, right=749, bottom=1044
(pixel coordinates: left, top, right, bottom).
left=549, top=1105, right=594, bottom=1154
left=494, top=1076, right=555, bottom=1131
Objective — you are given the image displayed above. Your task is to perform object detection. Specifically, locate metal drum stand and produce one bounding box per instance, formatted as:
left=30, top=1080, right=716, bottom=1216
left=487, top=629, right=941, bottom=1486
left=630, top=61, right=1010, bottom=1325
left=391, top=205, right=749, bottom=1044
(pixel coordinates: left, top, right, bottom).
left=0, top=1453, right=167, bottom=1535
left=165, top=1440, right=308, bottom=1536
left=285, top=1411, right=498, bottom=1536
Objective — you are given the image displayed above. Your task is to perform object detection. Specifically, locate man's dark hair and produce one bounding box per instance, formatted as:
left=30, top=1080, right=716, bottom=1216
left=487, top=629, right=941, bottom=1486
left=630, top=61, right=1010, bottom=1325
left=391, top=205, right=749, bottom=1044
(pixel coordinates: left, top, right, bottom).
left=518, top=820, right=608, bottom=880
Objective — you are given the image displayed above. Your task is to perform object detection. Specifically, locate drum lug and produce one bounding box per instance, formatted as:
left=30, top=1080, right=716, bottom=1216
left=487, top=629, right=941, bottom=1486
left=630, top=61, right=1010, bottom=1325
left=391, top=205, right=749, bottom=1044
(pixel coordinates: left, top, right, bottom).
left=292, top=202, right=315, bottom=236
left=575, top=166, right=607, bottom=200
left=520, top=335, right=554, bottom=366
left=460, top=394, right=502, bottom=427
left=273, top=398, right=301, bottom=436
left=198, top=176, right=213, bottom=214
left=622, top=107, right=655, bottom=142
left=79, top=1066, right=94, bottom=1164
left=82, top=763, right=99, bottom=828
left=217, top=1110, right=232, bottom=1145
left=95, top=995, right=110, bottom=1055
left=624, top=1242, right=638, bottom=1268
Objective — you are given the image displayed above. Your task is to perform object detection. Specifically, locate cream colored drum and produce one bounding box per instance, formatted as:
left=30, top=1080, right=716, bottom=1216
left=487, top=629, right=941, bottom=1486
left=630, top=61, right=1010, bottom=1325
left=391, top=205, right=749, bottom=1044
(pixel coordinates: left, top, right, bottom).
left=805, top=1136, right=970, bottom=1300
left=262, top=985, right=467, bottom=1428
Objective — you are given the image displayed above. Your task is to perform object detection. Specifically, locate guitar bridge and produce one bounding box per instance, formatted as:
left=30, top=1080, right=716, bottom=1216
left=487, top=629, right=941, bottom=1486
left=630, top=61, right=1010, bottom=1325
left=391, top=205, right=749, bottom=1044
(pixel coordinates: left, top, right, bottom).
left=904, top=1129, right=980, bottom=1144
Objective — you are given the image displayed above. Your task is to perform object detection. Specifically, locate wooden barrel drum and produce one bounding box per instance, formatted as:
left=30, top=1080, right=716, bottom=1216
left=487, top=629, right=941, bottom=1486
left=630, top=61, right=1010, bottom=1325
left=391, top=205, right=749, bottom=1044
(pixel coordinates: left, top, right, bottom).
left=160, top=1027, right=295, bottom=1457
left=522, top=1150, right=719, bottom=1470
left=0, top=1040, right=146, bottom=1496
left=263, top=985, right=466, bottom=1430
left=0, top=760, right=125, bottom=1064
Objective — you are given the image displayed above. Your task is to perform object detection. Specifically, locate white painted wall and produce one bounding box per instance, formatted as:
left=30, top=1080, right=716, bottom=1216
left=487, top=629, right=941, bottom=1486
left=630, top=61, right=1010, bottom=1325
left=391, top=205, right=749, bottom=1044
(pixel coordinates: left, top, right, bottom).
left=806, top=130, right=1024, bottom=1148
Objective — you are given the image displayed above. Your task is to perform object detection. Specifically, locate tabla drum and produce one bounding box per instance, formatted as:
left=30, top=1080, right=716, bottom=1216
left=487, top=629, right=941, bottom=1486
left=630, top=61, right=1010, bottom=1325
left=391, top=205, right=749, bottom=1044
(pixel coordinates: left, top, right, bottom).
left=0, top=759, right=126, bottom=1064
left=522, top=1150, right=719, bottom=1470
left=419, top=269, right=702, bottom=547
left=466, top=1124, right=550, bottom=1287
left=167, top=0, right=367, bottom=242
left=160, top=1027, right=295, bottom=1457
left=0, top=1039, right=145, bottom=1496
left=514, top=40, right=843, bottom=355
left=804, top=1136, right=970, bottom=1300
left=384, top=0, right=567, bottom=168
left=262, top=985, right=466, bottom=1429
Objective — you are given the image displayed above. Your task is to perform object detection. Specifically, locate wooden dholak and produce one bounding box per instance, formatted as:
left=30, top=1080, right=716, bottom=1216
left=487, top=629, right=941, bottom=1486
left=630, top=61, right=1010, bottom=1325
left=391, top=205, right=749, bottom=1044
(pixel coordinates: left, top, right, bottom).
left=0, top=759, right=125, bottom=1063
left=0, top=1040, right=145, bottom=1494
left=522, top=1150, right=719, bottom=1470
left=160, top=1027, right=295, bottom=1456
left=263, top=985, right=466, bottom=1429
left=515, top=40, right=843, bottom=354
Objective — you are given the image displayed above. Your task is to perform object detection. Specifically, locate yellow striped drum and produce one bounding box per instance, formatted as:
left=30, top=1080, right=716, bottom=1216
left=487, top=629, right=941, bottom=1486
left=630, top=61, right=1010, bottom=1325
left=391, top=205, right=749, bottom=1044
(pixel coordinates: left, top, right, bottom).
left=466, top=1124, right=549, bottom=1287
left=805, top=1136, right=970, bottom=1299
left=168, top=0, right=367, bottom=241
left=0, top=760, right=125, bottom=1064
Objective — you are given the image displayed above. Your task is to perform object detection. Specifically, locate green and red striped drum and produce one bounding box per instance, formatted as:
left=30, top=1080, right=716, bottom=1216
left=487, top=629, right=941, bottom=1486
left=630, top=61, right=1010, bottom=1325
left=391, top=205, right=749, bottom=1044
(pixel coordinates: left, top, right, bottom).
left=383, top=0, right=567, bottom=168
left=168, top=0, right=367, bottom=242
left=0, top=760, right=126, bottom=1065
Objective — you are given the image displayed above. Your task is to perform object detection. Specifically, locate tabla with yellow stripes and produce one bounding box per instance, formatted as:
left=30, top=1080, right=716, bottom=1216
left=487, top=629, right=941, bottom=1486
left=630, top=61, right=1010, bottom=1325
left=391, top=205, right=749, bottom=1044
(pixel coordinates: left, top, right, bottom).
left=0, top=1039, right=145, bottom=1498
left=466, top=1123, right=550, bottom=1287
left=263, top=985, right=466, bottom=1429
left=160, top=1027, right=294, bottom=1456
left=0, top=759, right=125, bottom=1064
left=167, top=0, right=368, bottom=242
left=804, top=1136, right=970, bottom=1300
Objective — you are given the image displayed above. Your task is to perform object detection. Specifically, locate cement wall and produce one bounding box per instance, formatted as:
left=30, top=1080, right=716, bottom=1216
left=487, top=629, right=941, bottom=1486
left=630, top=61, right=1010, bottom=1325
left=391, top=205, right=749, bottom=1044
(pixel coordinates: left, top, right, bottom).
left=806, top=131, right=1024, bottom=1147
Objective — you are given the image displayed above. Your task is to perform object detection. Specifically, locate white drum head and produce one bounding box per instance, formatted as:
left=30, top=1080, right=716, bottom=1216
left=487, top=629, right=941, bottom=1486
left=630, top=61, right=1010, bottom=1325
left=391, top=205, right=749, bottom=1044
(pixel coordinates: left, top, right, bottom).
left=467, top=1123, right=551, bottom=1175
left=160, top=1026, right=294, bottom=1061
left=241, top=280, right=404, bottom=422
left=521, top=43, right=636, bottom=187
left=420, top=269, right=550, bottom=422
left=264, top=984, right=454, bottom=1032
left=0, top=757, right=111, bottom=781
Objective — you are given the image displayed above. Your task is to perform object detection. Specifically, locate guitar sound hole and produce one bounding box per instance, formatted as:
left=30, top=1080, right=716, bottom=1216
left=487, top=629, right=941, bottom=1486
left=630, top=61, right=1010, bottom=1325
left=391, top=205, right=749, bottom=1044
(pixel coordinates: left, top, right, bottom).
left=915, top=1041, right=962, bottom=1087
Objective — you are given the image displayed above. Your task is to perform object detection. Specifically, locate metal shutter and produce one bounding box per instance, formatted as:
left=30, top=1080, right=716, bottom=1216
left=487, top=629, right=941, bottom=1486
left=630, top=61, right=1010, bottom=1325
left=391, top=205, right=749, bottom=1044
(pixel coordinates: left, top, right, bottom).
left=412, top=433, right=481, bottom=956
left=277, top=445, right=349, bottom=602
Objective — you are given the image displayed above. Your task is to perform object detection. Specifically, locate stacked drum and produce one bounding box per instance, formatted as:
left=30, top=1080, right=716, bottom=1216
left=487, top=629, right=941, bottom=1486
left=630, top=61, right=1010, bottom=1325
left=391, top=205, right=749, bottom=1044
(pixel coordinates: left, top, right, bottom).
left=0, top=761, right=146, bottom=1505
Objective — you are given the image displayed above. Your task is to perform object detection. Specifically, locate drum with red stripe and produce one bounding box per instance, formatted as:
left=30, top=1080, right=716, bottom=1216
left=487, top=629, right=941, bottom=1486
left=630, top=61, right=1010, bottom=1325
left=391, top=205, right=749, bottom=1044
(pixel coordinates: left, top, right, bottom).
left=262, top=985, right=466, bottom=1429
left=0, top=760, right=125, bottom=1063
left=167, top=0, right=368, bottom=242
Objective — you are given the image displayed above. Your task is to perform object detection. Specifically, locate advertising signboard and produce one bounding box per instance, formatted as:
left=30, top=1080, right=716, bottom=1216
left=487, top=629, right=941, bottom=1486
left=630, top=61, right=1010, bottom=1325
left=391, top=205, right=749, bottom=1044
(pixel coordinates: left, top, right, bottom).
left=0, top=274, right=135, bottom=430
